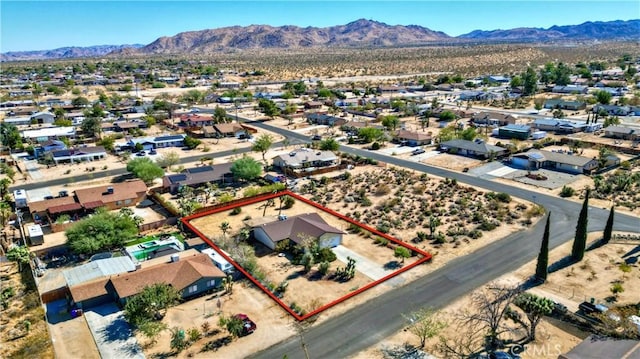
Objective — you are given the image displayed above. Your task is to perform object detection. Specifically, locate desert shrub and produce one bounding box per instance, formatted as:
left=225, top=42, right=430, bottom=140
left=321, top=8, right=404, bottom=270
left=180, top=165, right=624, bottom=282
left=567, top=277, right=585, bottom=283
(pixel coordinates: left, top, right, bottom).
left=187, top=327, right=202, bottom=342
left=478, top=220, right=498, bottom=231
left=230, top=207, right=242, bottom=215
left=468, top=230, right=483, bottom=239
left=318, top=261, right=330, bottom=275
left=375, top=184, right=391, bottom=196
left=485, top=191, right=511, bottom=203
left=374, top=236, right=389, bottom=246
left=560, top=185, right=575, bottom=198
left=317, top=247, right=337, bottom=262
left=282, top=195, right=295, bottom=209
left=371, top=142, right=381, bottom=150
left=376, top=223, right=391, bottom=234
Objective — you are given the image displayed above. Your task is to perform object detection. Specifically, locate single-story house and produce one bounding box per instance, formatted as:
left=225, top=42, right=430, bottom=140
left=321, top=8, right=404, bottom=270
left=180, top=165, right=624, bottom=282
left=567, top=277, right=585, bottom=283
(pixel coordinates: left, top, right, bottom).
left=213, top=123, right=247, bottom=138
left=74, top=179, right=147, bottom=211
left=125, top=134, right=186, bottom=150
left=604, top=125, right=637, bottom=140
left=593, top=105, right=632, bottom=116
left=558, top=334, right=640, bottom=359
left=458, top=91, right=495, bottom=101
left=486, top=75, right=510, bottom=83
left=395, top=130, right=433, bottom=146
left=471, top=111, right=517, bottom=126
left=50, top=146, right=107, bottom=164
left=439, top=139, right=506, bottom=159
left=162, top=164, right=233, bottom=193
left=33, top=139, right=67, bottom=158
left=113, top=121, right=146, bottom=132
left=250, top=213, right=345, bottom=250
left=110, top=253, right=225, bottom=304
left=2, top=116, right=33, bottom=126
left=306, top=113, right=346, bottom=127
left=543, top=99, right=586, bottom=111
left=551, top=85, right=588, bottom=94
left=69, top=253, right=225, bottom=309
left=21, top=127, right=76, bottom=142
left=497, top=124, right=531, bottom=140
left=30, top=111, right=56, bottom=124
left=180, top=114, right=214, bottom=127
left=532, top=119, right=587, bottom=133
left=272, top=149, right=339, bottom=173
left=510, top=149, right=598, bottom=174
left=304, top=101, right=323, bottom=109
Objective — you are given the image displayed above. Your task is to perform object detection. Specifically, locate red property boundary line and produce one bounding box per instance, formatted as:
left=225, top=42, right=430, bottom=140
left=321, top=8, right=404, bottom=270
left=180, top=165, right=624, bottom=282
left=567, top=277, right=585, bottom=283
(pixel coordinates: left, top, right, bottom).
left=181, top=190, right=432, bottom=321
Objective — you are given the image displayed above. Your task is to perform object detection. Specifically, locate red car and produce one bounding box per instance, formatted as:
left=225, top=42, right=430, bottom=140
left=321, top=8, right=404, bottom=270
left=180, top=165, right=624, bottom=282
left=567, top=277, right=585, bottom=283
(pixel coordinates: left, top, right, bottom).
left=234, top=313, right=256, bottom=336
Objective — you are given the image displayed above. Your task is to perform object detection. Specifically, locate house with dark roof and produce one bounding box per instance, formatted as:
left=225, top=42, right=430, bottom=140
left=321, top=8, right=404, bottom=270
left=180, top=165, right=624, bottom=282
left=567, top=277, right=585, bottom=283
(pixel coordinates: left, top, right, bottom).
left=497, top=124, right=531, bottom=140
left=604, top=125, right=638, bottom=140
left=50, top=146, right=107, bottom=164
left=162, top=164, right=233, bottom=194
left=593, top=104, right=632, bottom=116
left=69, top=253, right=225, bottom=309
left=439, top=139, right=506, bottom=159
left=558, top=335, right=640, bottom=359
left=249, top=213, right=344, bottom=250
left=510, top=149, right=598, bottom=174
left=471, top=111, right=517, bottom=126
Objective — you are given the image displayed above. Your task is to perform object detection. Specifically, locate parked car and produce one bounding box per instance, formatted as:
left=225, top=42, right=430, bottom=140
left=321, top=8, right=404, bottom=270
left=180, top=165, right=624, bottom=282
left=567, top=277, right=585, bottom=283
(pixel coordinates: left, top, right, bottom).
left=234, top=313, right=256, bottom=336
left=136, top=151, right=146, bottom=156
left=311, top=135, right=322, bottom=141
left=579, top=301, right=608, bottom=315
left=411, top=148, right=426, bottom=156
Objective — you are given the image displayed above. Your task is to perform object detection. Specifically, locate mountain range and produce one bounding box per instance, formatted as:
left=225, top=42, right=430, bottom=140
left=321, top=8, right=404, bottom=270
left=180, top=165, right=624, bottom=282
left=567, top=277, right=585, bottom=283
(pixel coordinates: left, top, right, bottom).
left=2, top=19, right=638, bottom=61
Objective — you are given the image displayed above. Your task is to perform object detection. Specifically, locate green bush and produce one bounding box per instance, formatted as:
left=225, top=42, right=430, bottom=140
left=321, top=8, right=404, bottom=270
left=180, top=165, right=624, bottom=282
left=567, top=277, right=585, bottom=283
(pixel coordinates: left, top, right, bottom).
left=230, top=207, right=242, bottom=215
left=317, top=247, right=337, bottom=262
left=559, top=185, right=575, bottom=198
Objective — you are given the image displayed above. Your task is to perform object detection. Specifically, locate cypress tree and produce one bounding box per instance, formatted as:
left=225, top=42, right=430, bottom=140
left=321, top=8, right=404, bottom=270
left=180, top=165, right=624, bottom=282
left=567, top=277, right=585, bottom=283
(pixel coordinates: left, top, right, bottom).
left=602, top=206, right=615, bottom=245
left=535, top=212, right=551, bottom=283
left=572, top=188, right=590, bottom=261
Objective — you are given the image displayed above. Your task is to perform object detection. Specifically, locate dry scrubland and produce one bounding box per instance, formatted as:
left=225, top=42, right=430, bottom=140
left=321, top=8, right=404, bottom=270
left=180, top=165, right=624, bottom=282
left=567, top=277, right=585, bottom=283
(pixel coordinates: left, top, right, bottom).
left=0, top=262, right=54, bottom=359
left=162, top=42, right=636, bottom=81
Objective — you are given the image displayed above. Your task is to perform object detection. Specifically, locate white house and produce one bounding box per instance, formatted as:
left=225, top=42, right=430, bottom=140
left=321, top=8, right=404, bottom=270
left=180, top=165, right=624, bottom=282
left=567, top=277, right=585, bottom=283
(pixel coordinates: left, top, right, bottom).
left=21, top=127, right=76, bottom=142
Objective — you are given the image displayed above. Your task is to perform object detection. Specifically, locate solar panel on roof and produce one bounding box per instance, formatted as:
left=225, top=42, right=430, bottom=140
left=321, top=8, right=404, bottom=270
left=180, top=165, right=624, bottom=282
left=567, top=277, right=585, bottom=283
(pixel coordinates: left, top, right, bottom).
left=186, top=166, right=214, bottom=174
left=168, top=174, right=188, bottom=183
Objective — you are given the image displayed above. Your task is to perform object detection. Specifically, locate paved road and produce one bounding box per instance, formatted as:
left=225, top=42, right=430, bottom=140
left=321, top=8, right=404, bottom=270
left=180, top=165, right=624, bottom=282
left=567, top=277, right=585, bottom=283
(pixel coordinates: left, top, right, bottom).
left=8, top=146, right=259, bottom=192
left=244, top=119, right=639, bottom=359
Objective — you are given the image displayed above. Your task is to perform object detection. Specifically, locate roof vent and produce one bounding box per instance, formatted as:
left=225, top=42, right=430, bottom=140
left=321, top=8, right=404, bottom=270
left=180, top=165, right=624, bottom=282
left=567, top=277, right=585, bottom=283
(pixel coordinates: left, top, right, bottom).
left=107, top=187, right=114, bottom=194
left=278, top=215, right=288, bottom=221
left=170, top=254, right=180, bottom=262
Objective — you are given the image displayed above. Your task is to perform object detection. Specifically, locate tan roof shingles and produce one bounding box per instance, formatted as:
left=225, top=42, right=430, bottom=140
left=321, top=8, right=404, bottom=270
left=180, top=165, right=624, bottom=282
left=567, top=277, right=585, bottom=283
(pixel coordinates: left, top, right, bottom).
left=256, top=213, right=344, bottom=245
left=69, top=278, right=111, bottom=302
left=110, top=253, right=225, bottom=299
left=74, top=179, right=147, bottom=206
left=28, top=196, right=77, bottom=214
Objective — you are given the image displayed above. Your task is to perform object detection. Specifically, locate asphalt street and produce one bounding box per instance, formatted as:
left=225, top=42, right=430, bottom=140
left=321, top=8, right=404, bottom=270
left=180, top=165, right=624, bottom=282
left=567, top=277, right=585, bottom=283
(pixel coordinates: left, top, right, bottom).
left=245, top=119, right=639, bottom=359
left=11, top=114, right=638, bottom=358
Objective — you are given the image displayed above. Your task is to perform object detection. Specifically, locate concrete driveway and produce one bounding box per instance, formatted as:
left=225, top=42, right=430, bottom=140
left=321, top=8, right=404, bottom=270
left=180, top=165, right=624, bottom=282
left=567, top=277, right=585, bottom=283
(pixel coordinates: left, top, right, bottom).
left=84, top=303, right=145, bottom=359
left=333, top=245, right=393, bottom=281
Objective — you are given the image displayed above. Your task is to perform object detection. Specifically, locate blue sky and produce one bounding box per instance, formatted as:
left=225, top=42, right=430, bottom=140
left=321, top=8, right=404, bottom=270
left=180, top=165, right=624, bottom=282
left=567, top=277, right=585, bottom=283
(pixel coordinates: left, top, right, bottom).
left=1, top=1, right=638, bottom=52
